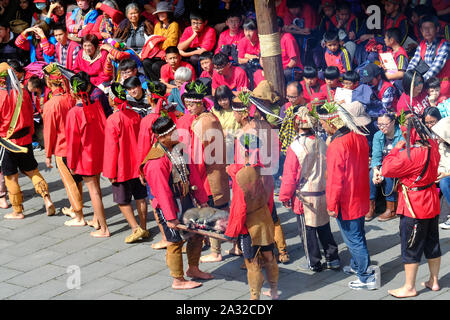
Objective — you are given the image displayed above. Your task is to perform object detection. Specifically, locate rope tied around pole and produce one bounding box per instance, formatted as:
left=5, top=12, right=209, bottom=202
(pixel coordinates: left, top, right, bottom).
left=258, top=32, right=282, bottom=58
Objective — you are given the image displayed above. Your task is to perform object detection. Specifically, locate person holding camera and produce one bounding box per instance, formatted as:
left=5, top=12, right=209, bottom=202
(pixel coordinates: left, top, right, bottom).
left=366, top=112, right=404, bottom=222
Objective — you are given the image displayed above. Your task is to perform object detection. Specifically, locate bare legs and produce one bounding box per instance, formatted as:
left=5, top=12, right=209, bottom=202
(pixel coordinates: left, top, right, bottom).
left=83, top=175, right=109, bottom=238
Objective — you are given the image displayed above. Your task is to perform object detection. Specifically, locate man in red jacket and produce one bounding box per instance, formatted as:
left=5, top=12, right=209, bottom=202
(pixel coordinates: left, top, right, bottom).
left=382, top=121, right=441, bottom=298
left=318, top=101, right=376, bottom=290
left=103, top=82, right=148, bottom=243
left=0, top=63, right=55, bottom=219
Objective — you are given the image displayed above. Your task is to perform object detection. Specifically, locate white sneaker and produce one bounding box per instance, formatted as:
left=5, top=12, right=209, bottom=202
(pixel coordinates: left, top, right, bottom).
left=348, top=277, right=377, bottom=290
left=343, top=265, right=357, bottom=275
left=439, top=219, right=450, bottom=230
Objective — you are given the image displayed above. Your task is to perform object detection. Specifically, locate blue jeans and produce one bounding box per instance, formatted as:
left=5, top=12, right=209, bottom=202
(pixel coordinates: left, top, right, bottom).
left=336, top=214, right=373, bottom=283
left=440, top=176, right=450, bottom=204
left=273, top=152, right=286, bottom=182
left=369, top=168, right=397, bottom=202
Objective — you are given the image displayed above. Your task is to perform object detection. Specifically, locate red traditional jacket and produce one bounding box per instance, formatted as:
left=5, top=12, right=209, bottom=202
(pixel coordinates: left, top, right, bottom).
left=65, top=101, right=106, bottom=175
left=43, top=92, right=75, bottom=158
left=143, top=149, right=208, bottom=221
left=382, top=141, right=440, bottom=219
left=103, top=108, right=141, bottom=182
left=224, top=163, right=274, bottom=239
left=0, top=88, right=34, bottom=146
left=326, top=128, right=370, bottom=220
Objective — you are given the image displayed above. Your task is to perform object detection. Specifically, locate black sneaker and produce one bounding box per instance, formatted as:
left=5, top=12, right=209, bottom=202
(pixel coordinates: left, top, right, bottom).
left=324, top=259, right=341, bottom=270
left=298, top=263, right=323, bottom=273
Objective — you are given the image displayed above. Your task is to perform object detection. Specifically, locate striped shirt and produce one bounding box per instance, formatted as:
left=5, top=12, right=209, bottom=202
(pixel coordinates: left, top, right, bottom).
left=58, top=42, right=80, bottom=68
left=407, top=38, right=449, bottom=80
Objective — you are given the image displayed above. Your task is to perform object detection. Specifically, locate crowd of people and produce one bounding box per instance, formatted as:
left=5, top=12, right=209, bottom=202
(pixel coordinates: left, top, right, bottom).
left=0, top=0, right=449, bottom=300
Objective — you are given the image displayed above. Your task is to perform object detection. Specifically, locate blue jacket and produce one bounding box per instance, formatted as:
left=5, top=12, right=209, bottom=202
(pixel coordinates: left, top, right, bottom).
left=27, top=35, right=57, bottom=63
left=371, top=124, right=404, bottom=169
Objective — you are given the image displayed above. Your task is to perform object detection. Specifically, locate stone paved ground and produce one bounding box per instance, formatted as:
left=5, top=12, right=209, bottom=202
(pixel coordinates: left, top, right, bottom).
left=1, top=149, right=450, bottom=300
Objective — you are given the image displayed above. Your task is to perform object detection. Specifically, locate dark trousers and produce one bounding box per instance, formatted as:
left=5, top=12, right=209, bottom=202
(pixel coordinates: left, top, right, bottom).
left=296, top=215, right=339, bottom=268
left=142, top=57, right=166, bottom=82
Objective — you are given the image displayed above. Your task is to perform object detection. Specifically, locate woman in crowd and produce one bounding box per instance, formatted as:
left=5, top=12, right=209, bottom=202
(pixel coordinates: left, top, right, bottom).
left=366, top=112, right=404, bottom=222
left=14, top=20, right=56, bottom=64
left=168, top=66, right=193, bottom=113
left=396, top=71, right=430, bottom=116
left=66, top=0, right=98, bottom=41
left=88, top=0, right=124, bottom=40
left=45, top=0, right=67, bottom=30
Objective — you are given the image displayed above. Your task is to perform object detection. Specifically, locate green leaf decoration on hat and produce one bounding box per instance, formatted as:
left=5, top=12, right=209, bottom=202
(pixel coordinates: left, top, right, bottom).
left=237, top=91, right=251, bottom=107
left=160, top=110, right=168, bottom=118
left=72, top=78, right=80, bottom=94
left=116, top=83, right=127, bottom=100
left=322, top=101, right=339, bottom=114
left=0, top=71, right=8, bottom=78
left=398, top=109, right=407, bottom=127
left=309, top=104, right=319, bottom=120
left=187, top=81, right=196, bottom=91
left=48, top=63, right=59, bottom=75
left=194, top=82, right=207, bottom=95
left=146, top=80, right=156, bottom=93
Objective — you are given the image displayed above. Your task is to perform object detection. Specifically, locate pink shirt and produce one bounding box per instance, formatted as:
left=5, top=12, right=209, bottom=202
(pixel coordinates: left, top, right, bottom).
left=237, top=37, right=260, bottom=59
left=179, top=25, right=216, bottom=51
left=160, top=61, right=196, bottom=83
left=212, top=66, right=249, bottom=91
left=281, top=32, right=303, bottom=69
left=215, top=29, right=245, bottom=54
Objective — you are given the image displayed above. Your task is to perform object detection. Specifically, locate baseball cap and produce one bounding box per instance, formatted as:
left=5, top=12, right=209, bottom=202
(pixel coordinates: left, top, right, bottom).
left=359, top=63, right=382, bottom=84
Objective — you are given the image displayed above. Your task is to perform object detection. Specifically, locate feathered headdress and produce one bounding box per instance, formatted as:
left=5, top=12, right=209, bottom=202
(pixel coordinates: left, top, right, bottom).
left=317, top=101, right=369, bottom=136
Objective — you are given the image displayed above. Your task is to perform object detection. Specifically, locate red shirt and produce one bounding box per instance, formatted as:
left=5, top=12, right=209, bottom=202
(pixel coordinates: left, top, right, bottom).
left=326, top=130, right=370, bottom=220
left=283, top=3, right=317, bottom=29
left=281, top=32, right=303, bottom=69
left=301, top=79, right=325, bottom=103
left=199, top=70, right=212, bottom=78
left=65, top=101, right=106, bottom=175
left=318, top=83, right=342, bottom=102
left=73, top=50, right=112, bottom=86
left=212, top=65, right=249, bottom=91
left=179, top=25, right=216, bottom=51
left=396, top=91, right=430, bottom=116
left=43, top=93, right=75, bottom=158
left=237, top=37, right=260, bottom=59
left=215, top=28, right=245, bottom=54
left=144, top=151, right=209, bottom=221
left=160, top=61, right=196, bottom=83
left=103, top=108, right=141, bottom=182
left=253, top=69, right=265, bottom=87
left=382, top=142, right=440, bottom=219
left=0, top=89, right=34, bottom=147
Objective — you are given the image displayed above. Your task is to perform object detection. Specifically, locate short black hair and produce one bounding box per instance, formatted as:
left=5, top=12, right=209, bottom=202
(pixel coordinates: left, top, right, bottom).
left=336, top=2, right=351, bottom=12
left=277, top=16, right=284, bottom=29
left=123, top=76, right=142, bottom=89
left=7, top=59, right=25, bottom=73
left=28, top=75, right=46, bottom=91
left=165, top=46, right=179, bottom=55
left=286, top=0, right=301, bottom=9
left=190, top=10, right=206, bottom=22
left=324, top=31, right=339, bottom=43
left=242, top=18, right=257, bottom=31
left=303, top=66, right=318, bottom=79
left=385, top=28, right=402, bottom=44
left=422, top=106, right=442, bottom=123
left=199, top=51, right=214, bottom=62
left=324, top=66, right=340, bottom=80
left=226, top=9, right=242, bottom=21
left=419, top=15, right=439, bottom=28
left=213, top=85, right=234, bottom=111
left=425, top=76, right=441, bottom=90
left=343, top=71, right=360, bottom=83
left=53, top=23, right=67, bottom=33
left=212, top=52, right=230, bottom=67
left=118, top=59, right=137, bottom=71
left=152, top=116, right=175, bottom=136
left=402, top=70, right=424, bottom=94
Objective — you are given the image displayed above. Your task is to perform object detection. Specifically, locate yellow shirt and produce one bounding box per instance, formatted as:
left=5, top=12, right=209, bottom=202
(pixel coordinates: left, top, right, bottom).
left=211, top=108, right=240, bottom=134
left=153, top=21, right=180, bottom=50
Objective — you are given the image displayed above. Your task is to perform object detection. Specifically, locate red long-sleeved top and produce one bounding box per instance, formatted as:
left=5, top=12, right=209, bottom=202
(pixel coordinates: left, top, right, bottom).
left=42, top=93, right=75, bottom=158
left=278, top=144, right=304, bottom=215
left=65, top=101, right=106, bottom=175
left=382, top=142, right=440, bottom=219
left=73, top=49, right=112, bottom=86
left=326, top=130, right=370, bottom=220
left=224, top=163, right=274, bottom=239
left=81, top=4, right=124, bottom=39
left=15, top=32, right=56, bottom=58
left=143, top=152, right=208, bottom=221
left=103, top=109, right=141, bottom=182
left=0, top=89, right=34, bottom=146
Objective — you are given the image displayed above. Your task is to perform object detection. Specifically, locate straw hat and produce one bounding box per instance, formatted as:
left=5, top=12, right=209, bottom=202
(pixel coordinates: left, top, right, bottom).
left=251, top=80, right=280, bottom=104
left=294, top=106, right=317, bottom=129
left=340, top=101, right=371, bottom=126
left=432, top=117, right=450, bottom=144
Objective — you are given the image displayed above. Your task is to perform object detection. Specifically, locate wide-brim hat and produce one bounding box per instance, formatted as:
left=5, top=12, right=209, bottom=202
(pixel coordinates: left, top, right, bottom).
left=432, top=117, right=450, bottom=144
left=340, top=101, right=371, bottom=126
left=294, top=106, right=317, bottom=129
left=251, top=80, right=280, bottom=104
left=153, top=1, right=174, bottom=15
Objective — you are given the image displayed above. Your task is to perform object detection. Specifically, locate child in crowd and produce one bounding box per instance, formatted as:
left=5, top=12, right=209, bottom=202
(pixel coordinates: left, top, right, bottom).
left=382, top=28, right=409, bottom=92
left=215, top=10, right=244, bottom=64
left=199, top=51, right=214, bottom=79
left=160, top=46, right=196, bottom=90
left=300, top=66, right=325, bottom=103
left=319, top=66, right=342, bottom=102
left=324, top=31, right=352, bottom=75
left=426, top=76, right=448, bottom=107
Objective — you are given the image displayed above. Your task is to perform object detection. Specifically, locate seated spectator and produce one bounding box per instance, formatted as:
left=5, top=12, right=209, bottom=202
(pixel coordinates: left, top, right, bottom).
left=215, top=10, right=245, bottom=64
left=53, top=24, right=81, bottom=71
left=382, top=0, right=408, bottom=46
left=317, top=0, right=338, bottom=38
left=160, top=46, right=196, bottom=90
left=168, top=66, right=193, bottom=113
left=426, top=76, right=448, bottom=107
left=66, top=0, right=99, bottom=42
left=300, top=66, right=325, bottom=103
left=177, top=10, right=216, bottom=76
left=102, top=40, right=145, bottom=81
left=318, top=66, right=342, bottom=102
left=237, top=18, right=260, bottom=65
left=211, top=53, right=249, bottom=96
left=16, top=0, right=34, bottom=29
left=86, top=0, right=124, bottom=40
left=359, top=63, right=397, bottom=115
left=277, top=16, right=303, bottom=83
left=199, top=51, right=214, bottom=79
left=0, top=22, right=21, bottom=62
left=382, top=28, right=409, bottom=92
left=396, top=70, right=431, bottom=115
left=116, top=58, right=147, bottom=88
left=31, top=0, right=49, bottom=25
left=323, top=31, right=352, bottom=75
left=15, top=21, right=56, bottom=64
left=123, top=76, right=151, bottom=118
left=73, top=34, right=112, bottom=87
left=282, top=0, right=317, bottom=37
left=45, top=0, right=67, bottom=30
left=113, top=3, right=154, bottom=55
left=334, top=2, right=359, bottom=42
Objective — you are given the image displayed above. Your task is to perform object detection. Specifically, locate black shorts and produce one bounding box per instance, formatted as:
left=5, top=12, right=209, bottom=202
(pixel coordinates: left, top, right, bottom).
left=56, top=157, right=83, bottom=184
left=400, top=215, right=441, bottom=264
left=239, top=233, right=275, bottom=260
left=111, top=178, right=147, bottom=205
left=1, top=144, right=38, bottom=176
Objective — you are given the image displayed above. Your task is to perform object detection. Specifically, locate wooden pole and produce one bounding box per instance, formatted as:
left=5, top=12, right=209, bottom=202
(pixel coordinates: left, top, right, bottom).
left=254, top=0, right=286, bottom=99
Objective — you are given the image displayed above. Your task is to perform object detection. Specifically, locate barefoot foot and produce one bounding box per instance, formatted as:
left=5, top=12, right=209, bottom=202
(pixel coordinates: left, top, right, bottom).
left=4, top=212, right=24, bottom=219
left=87, top=220, right=100, bottom=230
left=421, top=280, right=440, bottom=291
left=64, top=218, right=87, bottom=227
left=186, top=267, right=214, bottom=280
left=45, top=202, right=56, bottom=216
left=61, top=207, right=77, bottom=219
left=200, top=253, right=223, bottom=263
left=151, top=240, right=170, bottom=250
left=0, top=197, right=9, bottom=209
left=90, top=229, right=110, bottom=238
left=388, top=286, right=417, bottom=298
left=172, top=278, right=202, bottom=290
left=262, top=289, right=280, bottom=300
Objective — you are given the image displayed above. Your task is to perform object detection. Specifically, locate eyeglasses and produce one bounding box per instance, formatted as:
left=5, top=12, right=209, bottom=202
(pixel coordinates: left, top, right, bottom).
left=425, top=120, right=437, bottom=126
left=286, top=95, right=299, bottom=100
left=377, top=121, right=393, bottom=129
